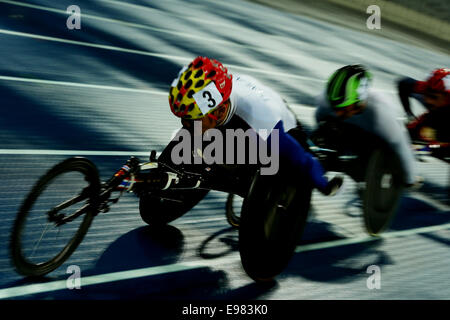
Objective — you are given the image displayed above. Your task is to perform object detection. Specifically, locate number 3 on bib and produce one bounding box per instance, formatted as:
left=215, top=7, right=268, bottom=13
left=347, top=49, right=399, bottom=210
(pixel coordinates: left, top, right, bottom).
left=193, top=82, right=223, bottom=115
left=203, top=91, right=216, bottom=108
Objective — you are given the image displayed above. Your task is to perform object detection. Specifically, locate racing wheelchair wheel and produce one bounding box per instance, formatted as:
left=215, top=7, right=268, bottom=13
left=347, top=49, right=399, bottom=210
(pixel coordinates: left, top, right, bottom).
left=10, top=157, right=100, bottom=277
left=139, top=189, right=209, bottom=226
left=362, top=148, right=404, bottom=235
left=225, top=193, right=243, bottom=229
left=239, top=170, right=312, bottom=282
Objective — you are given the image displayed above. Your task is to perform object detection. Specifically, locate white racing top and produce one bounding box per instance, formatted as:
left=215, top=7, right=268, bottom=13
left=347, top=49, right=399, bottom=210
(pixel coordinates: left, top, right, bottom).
left=224, top=74, right=297, bottom=140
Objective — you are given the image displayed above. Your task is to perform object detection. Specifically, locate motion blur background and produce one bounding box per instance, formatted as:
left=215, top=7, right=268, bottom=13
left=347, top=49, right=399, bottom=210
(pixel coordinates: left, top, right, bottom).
left=252, top=0, right=450, bottom=53
left=0, top=0, right=448, bottom=300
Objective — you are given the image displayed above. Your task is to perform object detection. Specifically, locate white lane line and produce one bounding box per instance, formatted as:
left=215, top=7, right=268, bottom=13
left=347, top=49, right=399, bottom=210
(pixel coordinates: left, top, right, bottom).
left=0, top=262, right=205, bottom=299
left=0, top=28, right=324, bottom=82
left=0, top=74, right=315, bottom=96
left=408, top=191, right=450, bottom=212
left=0, top=74, right=394, bottom=100
left=0, top=221, right=448, bottom=299
left=0, top=0, right=240, bottom=47
left=0, top=0, right=317, bottom=60
left=0, top=28, right=188, bottom=62
left=0, top=149, right=153, bottom=156
left=295, top=222, right=450, bottom=252
left=0, top=75, right=167, bottom=95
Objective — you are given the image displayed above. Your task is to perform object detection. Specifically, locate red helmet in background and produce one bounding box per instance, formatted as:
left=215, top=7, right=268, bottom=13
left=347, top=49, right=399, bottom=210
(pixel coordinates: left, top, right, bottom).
left=426, top=68, right=450, bottom=93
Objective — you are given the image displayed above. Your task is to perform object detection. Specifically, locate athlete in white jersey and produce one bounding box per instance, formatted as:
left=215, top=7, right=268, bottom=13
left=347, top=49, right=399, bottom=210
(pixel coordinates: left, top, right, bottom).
left=315, top=64, right=417, bottom=186
left=168, top=56, right=343, bottom=195
left=225, top=74, right=298, bottom=139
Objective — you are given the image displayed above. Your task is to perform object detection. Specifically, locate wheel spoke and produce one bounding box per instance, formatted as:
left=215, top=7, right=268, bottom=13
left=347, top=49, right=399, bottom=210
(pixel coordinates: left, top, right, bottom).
left=60, top=203, right=90, bottom=224
left=30, top=222, right=50, bottom=259
left=56, top=224, right=61, bottom=242
left=49, top=190, right=90, bottom=216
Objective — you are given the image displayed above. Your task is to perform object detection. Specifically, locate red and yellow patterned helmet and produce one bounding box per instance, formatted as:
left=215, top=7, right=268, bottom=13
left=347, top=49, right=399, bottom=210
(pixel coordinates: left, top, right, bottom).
left=169, top=56, right=233, bottom=119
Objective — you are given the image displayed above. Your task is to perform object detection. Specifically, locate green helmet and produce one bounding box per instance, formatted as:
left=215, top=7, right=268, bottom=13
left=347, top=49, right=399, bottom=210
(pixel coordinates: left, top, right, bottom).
left=326, top=65, right=372, bottom=108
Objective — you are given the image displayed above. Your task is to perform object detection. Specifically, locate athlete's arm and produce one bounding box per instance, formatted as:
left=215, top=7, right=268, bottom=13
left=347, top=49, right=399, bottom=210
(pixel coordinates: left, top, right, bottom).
left=270, top=121, right=329, bottom=192
left=397, top=77, right=418, bottom=119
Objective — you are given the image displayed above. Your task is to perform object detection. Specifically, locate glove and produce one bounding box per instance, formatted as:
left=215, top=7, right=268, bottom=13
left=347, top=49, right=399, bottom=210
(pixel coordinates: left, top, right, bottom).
left=320, top=176, right=344, bottom=196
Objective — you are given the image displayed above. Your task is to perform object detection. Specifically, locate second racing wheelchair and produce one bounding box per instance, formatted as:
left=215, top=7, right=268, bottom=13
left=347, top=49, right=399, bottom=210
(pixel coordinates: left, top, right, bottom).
left=227, top=119, right=407, bottom=236
left=310, top=119, right=406, bottom=235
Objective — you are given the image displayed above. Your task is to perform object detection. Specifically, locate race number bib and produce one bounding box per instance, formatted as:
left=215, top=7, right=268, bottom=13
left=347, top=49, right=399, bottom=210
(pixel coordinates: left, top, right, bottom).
left=193, top=81, right=223, bottom=115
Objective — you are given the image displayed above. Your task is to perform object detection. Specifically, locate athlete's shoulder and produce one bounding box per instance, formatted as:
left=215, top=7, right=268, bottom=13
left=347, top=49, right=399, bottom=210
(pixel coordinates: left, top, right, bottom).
left=398, top=76, right=427, bottom=94
left=367, top=89, right=393, bottom=107
left=233, top=73, right=258, bottom=83
left=232, top=74, right=266, bottom=92
left=232, top=74, right=284, bottom=106
left=367, top=90, right=404, bottom=122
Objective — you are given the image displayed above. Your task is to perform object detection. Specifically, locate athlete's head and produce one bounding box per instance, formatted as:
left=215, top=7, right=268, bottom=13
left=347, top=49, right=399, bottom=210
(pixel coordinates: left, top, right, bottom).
left=169, top=56, right=233, bottom=131
left=421, top=68, right=450, bottom=108
left=326, top=64, right=372, bottom=119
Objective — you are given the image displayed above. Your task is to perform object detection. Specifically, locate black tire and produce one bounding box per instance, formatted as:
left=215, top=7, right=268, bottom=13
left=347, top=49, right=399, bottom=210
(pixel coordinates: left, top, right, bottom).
left=139, top=189, right=209, bottom=226
left=225, top=193, right=242, bottom=228
left=10, top=157, right=100, bottom=277
left=239, top=171, right=312, bottom=282
left=363, top=149, right=404, bottom=235
left=310, top=120, right=380, bottom=180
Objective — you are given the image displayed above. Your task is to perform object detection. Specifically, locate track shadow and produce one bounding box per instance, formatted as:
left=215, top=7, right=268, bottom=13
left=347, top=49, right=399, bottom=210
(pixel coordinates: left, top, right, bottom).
left=0, top=84, right=127, bottom=150
left=5, top=224, right=276, bottom=300
left=198, top=227, right=239, bottom=260
left=2, top=226, right=182, bottom=284
left=416, top=180, right=450, bottom=206
left=420, top=232, right=450, bottom=246
left=13, top=267, right=229, bottom=300
left=283, top=194, right=448, bottom=283
left=0, top=3, right=183, bottom=88
left=4, top=225, right=229, bottom=299
left=281, top=218, right=389, bottom=283
left=299, top=219, right=347, bottom=245
left=93, top=225, right=184, bottom=273
left=212, top=280, right=279, bottom=300
left=390, top=195, right=450, bottom=231
left=197, top=220, right=347, bottom=258
left=343, top=195, right=364, bottom=217
left=284, top=239, right=390, bottom=283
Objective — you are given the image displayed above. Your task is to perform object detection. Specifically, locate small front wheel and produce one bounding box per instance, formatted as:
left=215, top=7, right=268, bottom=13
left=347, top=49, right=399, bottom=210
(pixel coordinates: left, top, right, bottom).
left=10, top=157, right=100, bottom=277
left=225, top=193, right=243, bottom=228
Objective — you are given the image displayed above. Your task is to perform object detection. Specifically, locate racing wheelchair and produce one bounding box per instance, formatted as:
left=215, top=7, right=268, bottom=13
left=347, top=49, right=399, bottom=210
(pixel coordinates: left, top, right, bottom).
left=10, top=135, right=312, bottom=282
left=226, top=120, right=407, bottom=236
left=310, top=119, right=406, bottom=235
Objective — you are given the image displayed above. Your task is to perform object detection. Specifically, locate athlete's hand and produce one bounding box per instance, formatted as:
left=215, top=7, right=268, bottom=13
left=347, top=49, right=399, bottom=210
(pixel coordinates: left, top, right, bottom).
left=321, top=176, right=344, bottom=196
